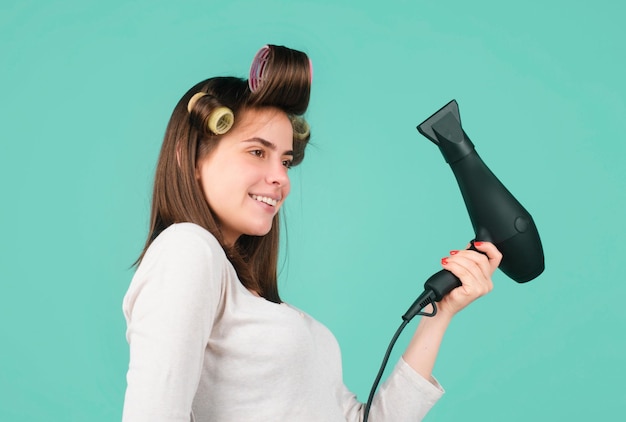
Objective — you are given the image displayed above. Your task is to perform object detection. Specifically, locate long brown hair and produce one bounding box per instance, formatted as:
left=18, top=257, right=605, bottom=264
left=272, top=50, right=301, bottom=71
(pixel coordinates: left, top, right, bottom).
left=136, top=45, right=311, bottom=303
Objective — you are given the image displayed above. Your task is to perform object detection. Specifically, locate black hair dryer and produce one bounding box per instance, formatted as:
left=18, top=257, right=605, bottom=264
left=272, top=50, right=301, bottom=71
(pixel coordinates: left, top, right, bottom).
left=403, top=100, right=544, bottom=321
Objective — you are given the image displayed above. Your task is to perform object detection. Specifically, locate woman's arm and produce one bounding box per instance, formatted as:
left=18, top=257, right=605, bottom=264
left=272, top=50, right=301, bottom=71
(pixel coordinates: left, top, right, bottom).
left=122, top=225, right=224, bottom=421
left=402, top=241, right=502, bottom=382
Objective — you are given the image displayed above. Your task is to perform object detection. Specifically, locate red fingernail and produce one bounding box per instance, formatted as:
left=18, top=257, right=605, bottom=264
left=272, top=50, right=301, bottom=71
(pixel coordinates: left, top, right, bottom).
left=441, top=257, right=449, bottom=265
left=474, top=241, right=483, bottom=246
left=450, top=250, right=459, bottom=255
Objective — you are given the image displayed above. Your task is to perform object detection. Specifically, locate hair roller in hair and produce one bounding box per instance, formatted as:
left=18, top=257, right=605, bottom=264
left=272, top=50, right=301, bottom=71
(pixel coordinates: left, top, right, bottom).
left=289, top=115, right=310, bottom=140
left=249, top=45, right=271, bottom=92
left=187, top=92, right=208, bottom=113
left=207, top=106, right=235, bottom=135
left=249, top=45, right=314, bottom=93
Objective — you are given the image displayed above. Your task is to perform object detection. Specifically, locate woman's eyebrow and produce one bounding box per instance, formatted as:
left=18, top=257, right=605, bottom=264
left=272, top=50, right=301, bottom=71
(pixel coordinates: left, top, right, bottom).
left=243, top=137, right=293, bottom=155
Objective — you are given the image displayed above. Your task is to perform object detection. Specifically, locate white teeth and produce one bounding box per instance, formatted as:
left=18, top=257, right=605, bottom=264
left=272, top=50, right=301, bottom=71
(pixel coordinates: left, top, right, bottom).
left=251, top=194, right=278, bottom=206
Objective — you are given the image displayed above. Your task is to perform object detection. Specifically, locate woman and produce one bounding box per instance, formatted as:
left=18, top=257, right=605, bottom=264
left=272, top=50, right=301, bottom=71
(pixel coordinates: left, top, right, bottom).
left=122, top=45, right=502, bottom=421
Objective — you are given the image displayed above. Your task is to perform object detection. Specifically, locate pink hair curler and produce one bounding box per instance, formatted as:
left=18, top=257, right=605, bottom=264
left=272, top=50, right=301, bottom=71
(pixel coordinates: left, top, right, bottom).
left=248, top=45, right=313, bottom=92
left=248, top=45, right=271, bottom=92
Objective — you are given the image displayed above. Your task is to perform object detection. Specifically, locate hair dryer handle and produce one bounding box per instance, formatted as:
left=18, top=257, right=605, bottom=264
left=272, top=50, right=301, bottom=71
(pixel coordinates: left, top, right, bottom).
left=424, top=270, right=461, bottom=302
left=424, top=240, right=486, bottom=301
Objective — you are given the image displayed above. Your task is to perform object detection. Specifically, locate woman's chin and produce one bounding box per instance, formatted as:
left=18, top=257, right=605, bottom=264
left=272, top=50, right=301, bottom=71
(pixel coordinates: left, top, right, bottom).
left=242, top=224, right=273, bottom=238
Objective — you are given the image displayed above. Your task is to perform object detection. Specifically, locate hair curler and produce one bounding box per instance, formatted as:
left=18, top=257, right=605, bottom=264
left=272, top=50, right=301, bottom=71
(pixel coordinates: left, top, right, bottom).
left=403, top=99, right=544, bottom=320
left=249, top=45, right=313, bottom=93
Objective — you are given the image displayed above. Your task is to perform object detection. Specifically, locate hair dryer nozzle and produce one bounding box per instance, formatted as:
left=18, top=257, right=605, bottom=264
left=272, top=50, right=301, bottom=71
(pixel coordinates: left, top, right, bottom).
left=417, top=100, right=475, bottom=164
left=417, top=100, right=461, bottom=144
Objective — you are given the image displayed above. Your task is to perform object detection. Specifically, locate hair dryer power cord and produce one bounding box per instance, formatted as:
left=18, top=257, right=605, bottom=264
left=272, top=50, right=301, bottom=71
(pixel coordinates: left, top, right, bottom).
left=363, top=289, right=438, bottom=422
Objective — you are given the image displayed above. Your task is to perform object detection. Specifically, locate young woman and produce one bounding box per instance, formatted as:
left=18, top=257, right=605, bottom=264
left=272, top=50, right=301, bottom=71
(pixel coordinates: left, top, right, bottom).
left=122, top=45, right=502, bottom=421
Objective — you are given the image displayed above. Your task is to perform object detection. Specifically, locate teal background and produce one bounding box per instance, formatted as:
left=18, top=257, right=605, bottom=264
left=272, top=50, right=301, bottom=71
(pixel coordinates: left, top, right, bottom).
left=1, top=0, right=624, bottom=420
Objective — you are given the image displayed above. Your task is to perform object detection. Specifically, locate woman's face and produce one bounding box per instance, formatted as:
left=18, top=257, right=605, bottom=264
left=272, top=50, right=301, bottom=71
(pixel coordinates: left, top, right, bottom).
left=196, top=107, right=294, bottom=246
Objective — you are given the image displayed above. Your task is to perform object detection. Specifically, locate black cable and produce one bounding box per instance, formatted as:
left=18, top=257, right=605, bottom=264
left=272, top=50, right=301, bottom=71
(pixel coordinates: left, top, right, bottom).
left=363, top=319, right=408, bottom=422
left=363, top=291, right=438, bottom=422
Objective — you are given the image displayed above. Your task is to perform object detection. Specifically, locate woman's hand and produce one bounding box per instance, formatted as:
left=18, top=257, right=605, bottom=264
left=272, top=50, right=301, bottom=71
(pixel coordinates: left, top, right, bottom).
left=436, top=241, right=502, bottom=318
left=402, top=241, right=502, bottom=383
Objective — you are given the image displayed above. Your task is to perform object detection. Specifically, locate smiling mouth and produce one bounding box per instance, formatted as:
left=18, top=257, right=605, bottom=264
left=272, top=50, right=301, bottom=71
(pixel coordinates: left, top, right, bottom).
left=250, top=194, right=278, bottom=207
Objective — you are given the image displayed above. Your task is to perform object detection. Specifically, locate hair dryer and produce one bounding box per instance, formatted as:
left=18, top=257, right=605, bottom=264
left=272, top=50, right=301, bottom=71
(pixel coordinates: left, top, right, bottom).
left=403, top=100, right=544, bottom=321
left=365, top=100, right=545, bottom=422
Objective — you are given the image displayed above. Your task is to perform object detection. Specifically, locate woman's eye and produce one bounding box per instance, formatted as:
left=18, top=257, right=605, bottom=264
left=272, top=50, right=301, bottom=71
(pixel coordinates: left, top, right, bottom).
left=250, top=149, right=264, bottom=158
left=282, top=159, right=293, bottom=169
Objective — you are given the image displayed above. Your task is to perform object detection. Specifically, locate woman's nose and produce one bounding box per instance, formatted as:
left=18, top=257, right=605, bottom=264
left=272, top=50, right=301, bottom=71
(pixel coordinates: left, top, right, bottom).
left=266, top=160, right=289, bottom=186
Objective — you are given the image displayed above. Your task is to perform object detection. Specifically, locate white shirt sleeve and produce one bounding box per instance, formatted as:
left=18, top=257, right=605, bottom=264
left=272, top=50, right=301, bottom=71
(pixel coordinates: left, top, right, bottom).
left=340, top=358, right=444, bottom=422
left=122, top=225, right=225, bottom=422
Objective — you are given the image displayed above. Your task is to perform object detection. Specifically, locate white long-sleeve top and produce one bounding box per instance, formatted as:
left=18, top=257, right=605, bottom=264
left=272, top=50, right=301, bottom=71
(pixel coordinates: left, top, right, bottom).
left=122, top=223, right=444, bottom=421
